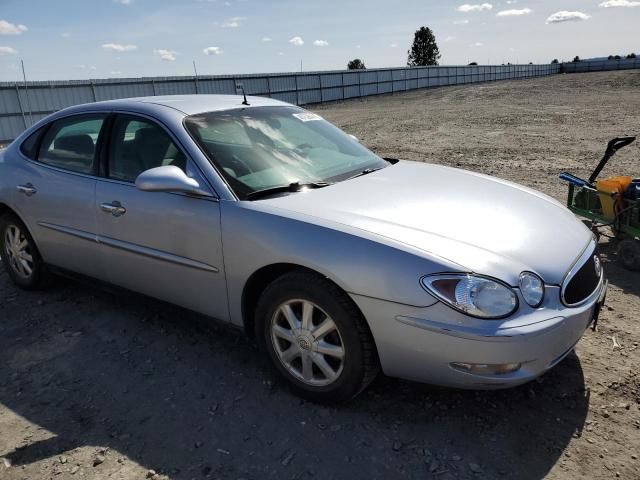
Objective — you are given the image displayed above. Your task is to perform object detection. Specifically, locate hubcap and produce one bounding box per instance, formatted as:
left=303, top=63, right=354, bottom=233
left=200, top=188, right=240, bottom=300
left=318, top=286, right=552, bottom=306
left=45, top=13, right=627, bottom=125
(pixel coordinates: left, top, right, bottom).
left=3, top=225, right=34, bottom=279
left=270, top=299, right=345, bottom=387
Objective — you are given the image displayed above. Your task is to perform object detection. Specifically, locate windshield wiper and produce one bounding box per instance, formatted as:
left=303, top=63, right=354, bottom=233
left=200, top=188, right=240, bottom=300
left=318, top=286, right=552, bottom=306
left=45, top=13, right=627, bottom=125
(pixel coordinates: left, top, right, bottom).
left=246, top=181, right=332, bottom=201
left=345, top=166, right=385, bottom=181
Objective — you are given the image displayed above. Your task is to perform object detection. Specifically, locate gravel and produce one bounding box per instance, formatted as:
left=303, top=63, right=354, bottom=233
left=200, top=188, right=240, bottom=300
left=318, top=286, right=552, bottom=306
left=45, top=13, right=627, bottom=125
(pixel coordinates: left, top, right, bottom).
left=1, top=70, right=639, bottom=480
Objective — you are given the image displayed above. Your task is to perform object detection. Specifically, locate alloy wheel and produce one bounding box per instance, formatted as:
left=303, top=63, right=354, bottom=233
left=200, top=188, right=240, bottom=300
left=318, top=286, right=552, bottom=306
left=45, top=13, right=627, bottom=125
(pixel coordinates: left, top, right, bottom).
left=270, top=299, right=345, bottom=387
left=3, top=224, right=34, bottom=280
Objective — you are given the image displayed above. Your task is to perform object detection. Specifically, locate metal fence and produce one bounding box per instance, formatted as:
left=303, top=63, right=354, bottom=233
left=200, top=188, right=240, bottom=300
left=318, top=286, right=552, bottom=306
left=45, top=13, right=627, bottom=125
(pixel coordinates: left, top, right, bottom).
left=0, top=63, right=564, bottom=143
left=561, top=57, right=640, bottom=73
left=2, top=58, right=636, bottom=142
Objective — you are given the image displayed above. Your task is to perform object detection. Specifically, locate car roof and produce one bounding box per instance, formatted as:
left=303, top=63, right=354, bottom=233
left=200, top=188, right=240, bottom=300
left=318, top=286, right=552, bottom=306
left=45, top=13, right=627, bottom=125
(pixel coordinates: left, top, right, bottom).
left=74, top=94, right=292, bottom=116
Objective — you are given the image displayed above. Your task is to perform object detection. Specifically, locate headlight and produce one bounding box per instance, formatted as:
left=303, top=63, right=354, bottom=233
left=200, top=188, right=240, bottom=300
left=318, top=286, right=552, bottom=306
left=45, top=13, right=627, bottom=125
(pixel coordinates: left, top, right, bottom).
left=519, top=272, right=545, bottom=307
left=421, top=274, right=518, bottom=319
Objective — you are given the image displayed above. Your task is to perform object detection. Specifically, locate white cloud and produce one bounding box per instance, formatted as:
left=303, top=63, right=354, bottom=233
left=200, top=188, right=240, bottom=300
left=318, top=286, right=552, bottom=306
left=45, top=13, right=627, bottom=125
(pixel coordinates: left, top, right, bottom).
left=261, top=36, right=272, bottom=42
left=443, top=35, right=456, bottom=42
left=457, top=3, right=492, bottom=12
left=78, top=64, right=97, bottom=71
left=154, top=49, right=176, bottom=61
left=472, top=42, right=483, bottom=47
left=0, top=46, right=17, bottom=55
left=356, top=44, right=361, bottom=49
left=497, top=8, right=532, bottom=16
left=102, top=43, right=137, bottom=52
left=114, top=0, right=132, bottom=4
left=289, top=36, right=304, bottom=46
left=110, top=71, right=123, bottom=75
left=278, top=51, right=284, bottom=56
left=203, top=46, right=223, bottom=55
left=222, top=16, right=246, bottom=28
left=546, top=11, right=591, bottom=24
left=453, top=19, right=470, bottom=24
left=599, top=0, right=640, bottom=7
left=0, top=20, right=27, bottom=35
left=313, top=39, right=329, bottom=47
left=62, top=32, right=71, bottom=38
left=390, top=43, right=398, bottom=48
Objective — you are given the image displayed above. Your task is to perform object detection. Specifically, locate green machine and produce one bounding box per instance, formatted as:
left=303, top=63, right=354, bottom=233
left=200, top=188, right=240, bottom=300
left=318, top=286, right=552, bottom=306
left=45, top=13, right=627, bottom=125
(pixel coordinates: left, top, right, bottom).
left=560, top=137, right=640, bottom=271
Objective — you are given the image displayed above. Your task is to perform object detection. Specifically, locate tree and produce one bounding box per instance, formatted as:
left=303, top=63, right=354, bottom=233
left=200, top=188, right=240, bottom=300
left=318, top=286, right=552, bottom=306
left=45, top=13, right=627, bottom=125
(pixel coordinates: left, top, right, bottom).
left=572, top=56, right=581, bottom=63
left=468, top=62, right=478, bottom=66
left=627, top=53, right=637, bottom=59
left=407, top=26, right=440, bottom=67
left=614, top=54, right=622, bottom=60
left=608, top=55, right=614, bottom=60
left=551, top=59, right=559, bottom=64
left=347, top=58, right=366, bottom=70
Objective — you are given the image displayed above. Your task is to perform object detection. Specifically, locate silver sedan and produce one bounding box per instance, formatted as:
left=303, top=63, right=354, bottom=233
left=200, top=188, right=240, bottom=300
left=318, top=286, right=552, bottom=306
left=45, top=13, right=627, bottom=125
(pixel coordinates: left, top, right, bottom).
left=0, top=95, right=606, bottom=402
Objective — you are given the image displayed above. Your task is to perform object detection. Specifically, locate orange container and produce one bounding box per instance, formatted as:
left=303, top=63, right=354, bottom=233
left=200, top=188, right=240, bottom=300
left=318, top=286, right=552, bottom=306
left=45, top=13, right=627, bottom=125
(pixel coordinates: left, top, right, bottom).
left=596, top=176, right=632, bottom=219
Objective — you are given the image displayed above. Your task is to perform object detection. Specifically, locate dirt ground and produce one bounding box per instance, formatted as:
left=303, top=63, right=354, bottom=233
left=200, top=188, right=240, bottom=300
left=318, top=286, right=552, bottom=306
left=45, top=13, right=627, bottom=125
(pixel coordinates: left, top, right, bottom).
left=1, top=70, right=639, bottom=480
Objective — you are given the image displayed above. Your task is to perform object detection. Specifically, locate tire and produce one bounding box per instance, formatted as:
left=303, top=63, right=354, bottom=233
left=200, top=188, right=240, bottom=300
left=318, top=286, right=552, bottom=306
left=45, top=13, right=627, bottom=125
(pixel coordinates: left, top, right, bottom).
left=255, top=271, right=379, bottom=403
left=0, top=213, right=46, bottom=289
left=617, top=239, right=640, bottom=271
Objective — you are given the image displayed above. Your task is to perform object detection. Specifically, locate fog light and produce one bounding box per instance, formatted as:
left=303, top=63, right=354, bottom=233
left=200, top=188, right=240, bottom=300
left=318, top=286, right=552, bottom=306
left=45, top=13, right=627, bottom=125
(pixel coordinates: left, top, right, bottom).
left=450, top=362, right=522, bottom=376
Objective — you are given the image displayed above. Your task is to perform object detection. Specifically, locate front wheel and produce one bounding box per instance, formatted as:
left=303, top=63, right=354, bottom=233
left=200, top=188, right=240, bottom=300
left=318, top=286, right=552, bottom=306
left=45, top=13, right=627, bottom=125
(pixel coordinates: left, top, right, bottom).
left=256, top=271, right=379, bottom=403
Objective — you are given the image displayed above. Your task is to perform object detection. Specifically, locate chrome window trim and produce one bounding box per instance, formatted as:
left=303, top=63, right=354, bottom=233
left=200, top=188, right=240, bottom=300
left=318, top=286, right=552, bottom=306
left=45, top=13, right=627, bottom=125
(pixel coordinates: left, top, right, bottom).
left=560, top=238, right=602, bottom=307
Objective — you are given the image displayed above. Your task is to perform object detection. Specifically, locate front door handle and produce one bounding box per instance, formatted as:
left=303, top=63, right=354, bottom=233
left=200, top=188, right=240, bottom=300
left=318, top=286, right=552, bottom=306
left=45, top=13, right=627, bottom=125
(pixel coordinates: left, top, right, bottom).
left=100, top=201, right=127, bottom=217
left=16, top=184, right=37, bottom=196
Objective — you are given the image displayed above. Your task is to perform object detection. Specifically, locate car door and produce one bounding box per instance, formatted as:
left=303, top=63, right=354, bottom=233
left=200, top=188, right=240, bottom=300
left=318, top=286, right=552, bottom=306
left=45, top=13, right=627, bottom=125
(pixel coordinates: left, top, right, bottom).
left=11, top=113, right=109, bottom=280
left=95, top=113, right=228, bottom=320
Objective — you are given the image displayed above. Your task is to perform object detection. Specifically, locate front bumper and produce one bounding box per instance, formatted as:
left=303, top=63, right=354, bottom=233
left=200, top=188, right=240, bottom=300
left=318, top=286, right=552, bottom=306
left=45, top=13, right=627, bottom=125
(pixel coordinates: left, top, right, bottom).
left=351, top=276, right=606, bottom=389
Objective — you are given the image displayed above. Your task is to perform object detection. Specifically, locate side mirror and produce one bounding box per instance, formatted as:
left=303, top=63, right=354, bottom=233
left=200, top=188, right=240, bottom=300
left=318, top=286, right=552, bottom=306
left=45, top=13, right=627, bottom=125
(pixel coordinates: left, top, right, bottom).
left=135, top=166, right=213, bottom=197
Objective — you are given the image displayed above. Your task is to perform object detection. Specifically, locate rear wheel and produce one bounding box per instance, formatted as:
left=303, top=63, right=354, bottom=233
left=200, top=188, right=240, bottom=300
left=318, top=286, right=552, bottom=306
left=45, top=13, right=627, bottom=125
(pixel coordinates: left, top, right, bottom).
left=0, top=214, right=45, bottom=289
left=256, top=271, right=379, bottom=403
left=617, top=239, right=640, bottom=271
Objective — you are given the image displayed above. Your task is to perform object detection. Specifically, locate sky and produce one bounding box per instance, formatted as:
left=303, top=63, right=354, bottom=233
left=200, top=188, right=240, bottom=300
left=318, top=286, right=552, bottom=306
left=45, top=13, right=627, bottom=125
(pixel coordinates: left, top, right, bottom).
left=0, top=0, right=638, bottom=81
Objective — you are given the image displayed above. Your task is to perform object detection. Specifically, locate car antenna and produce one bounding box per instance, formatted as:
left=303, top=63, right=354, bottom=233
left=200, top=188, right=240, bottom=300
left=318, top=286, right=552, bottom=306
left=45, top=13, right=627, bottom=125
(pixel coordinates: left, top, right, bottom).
left=240, top=86, right=250, bottom=106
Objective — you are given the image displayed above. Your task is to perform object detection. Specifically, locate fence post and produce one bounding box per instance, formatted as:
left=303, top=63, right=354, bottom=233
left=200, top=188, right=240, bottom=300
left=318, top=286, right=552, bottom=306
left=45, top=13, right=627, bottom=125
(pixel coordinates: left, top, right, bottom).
left=90, top=80, right=97, bottom=102
left=14, top=83, right=27, bottom=129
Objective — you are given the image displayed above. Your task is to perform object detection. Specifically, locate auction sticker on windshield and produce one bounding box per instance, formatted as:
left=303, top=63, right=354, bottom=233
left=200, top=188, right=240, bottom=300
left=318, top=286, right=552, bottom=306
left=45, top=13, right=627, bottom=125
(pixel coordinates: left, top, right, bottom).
left=293, top=112, right=323, bottom=122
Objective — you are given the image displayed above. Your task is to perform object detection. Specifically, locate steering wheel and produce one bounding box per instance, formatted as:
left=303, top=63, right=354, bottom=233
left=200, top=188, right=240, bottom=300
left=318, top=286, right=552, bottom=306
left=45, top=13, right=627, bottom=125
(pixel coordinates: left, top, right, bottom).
left=294, top=143, right=313, bottom=156
left=229, top=154, right=252, bottom=176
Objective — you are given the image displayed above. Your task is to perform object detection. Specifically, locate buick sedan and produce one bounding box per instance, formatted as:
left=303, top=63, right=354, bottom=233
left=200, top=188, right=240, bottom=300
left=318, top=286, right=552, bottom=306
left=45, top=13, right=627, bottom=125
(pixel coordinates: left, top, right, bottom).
left=0, top=95, right=606, bottom=402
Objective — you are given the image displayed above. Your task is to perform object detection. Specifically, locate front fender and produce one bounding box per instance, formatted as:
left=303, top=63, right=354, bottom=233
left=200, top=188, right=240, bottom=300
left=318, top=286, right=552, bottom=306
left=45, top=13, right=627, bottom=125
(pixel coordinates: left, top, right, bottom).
left=221, top=200, right=459, bottom=327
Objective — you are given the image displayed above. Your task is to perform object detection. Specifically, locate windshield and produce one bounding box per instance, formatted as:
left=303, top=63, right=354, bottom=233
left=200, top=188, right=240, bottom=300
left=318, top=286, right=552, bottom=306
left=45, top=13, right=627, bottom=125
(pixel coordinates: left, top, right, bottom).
left=184, top=106, right=388, bottom=199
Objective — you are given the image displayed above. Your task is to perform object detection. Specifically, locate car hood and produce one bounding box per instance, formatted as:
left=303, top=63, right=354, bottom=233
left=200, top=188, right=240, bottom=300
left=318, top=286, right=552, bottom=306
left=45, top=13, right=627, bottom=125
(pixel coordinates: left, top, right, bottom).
left=258, top=161, right=592, bottom=285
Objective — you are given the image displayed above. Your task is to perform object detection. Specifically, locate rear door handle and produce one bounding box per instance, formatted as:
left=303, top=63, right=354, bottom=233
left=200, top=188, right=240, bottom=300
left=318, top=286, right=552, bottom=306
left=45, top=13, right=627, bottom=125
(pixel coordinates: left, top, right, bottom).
left=100, top=201, right=127, bottom=217
left=16, top=184, right=37, bottom=196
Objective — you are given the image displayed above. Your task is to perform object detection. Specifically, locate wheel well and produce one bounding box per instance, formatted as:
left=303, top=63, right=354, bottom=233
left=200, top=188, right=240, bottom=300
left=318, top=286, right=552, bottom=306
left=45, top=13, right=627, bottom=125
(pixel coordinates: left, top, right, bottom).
left=0, top=203, right=11, bottom=218
left=242, top=263, right=357, bottom=338
left=242, top=263, right=309, bottom=337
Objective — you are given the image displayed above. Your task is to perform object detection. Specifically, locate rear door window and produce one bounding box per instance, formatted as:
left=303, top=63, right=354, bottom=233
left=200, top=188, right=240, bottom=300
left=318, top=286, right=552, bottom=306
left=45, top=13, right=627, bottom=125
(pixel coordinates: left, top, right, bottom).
left=37, top=115, right=107, bottom=174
